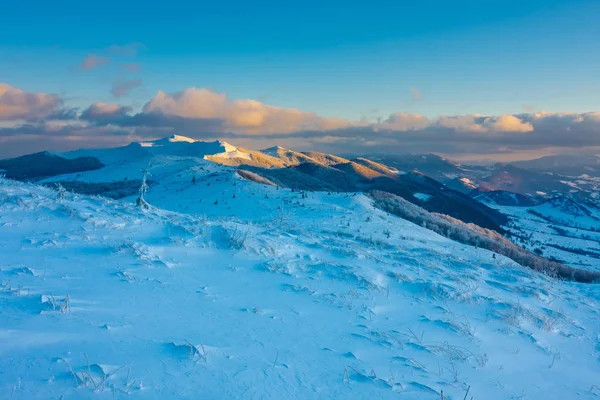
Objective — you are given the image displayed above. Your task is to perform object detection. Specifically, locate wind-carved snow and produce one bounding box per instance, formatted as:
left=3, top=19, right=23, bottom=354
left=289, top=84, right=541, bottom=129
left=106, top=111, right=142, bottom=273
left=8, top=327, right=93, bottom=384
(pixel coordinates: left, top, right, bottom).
left=1, top=160, right=600, bottom=399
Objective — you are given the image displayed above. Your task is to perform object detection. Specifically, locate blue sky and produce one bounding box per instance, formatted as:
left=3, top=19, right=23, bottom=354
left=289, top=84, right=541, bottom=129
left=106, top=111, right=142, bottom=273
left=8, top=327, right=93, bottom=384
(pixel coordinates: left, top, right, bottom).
left=1, top=0, right=599, bottom=159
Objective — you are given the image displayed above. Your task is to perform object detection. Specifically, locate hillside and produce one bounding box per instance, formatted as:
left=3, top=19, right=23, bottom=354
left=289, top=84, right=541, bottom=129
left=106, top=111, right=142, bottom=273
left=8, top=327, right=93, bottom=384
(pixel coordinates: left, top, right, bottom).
left=0, top=152, right=104, bottom=180
left=479, top=195, right=600, bottom=272
left=2, top=166, right=600, bottom=399
left=40, top=136, right=508, bottom=232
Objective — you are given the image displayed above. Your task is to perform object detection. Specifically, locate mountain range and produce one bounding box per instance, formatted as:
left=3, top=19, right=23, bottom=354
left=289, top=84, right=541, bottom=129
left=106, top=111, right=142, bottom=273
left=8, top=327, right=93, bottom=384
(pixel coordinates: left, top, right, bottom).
left=1, top=134, right=600, bottom=399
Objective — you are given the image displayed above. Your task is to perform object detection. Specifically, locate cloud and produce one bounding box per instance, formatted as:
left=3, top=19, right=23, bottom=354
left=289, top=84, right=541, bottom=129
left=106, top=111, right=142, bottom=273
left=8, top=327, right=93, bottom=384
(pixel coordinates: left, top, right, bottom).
left=107, top=43, right=145, bottom=57
left=111, top=79, right=142, bottom=97
left=482, top=115, right=533, bottom=133
left=410, top=88, right=423, bottom=101
left=0, top=83, right=63, bottom=121
left=81, top=102, right=132, bottom=123
left=80, top=54, right=110, bottom=71
left=2, top=84, right=600, bottom=161
left=122, top=63, right=141, bottom=73
left=142, top=87, right=350, bottom=134
left=72, top=89, right=600, bottom=157
left=380, top=112, right=429, bottom=130
left=523, top=104, right=536, bottom=111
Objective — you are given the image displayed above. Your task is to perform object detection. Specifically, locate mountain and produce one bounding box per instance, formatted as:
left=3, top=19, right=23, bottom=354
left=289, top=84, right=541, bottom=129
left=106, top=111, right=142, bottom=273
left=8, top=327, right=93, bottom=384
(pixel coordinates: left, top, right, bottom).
left=360, top=153, right=473, bottom=180
left=473, top=190, right=538, bottom=207
left=544, top=196, right=596, bottom=218
left=475, top=164, right=573, bottom=195
left=23, top=136, right=503, bottom=232
left=342, top=153, right=600, bottom=205
left=331, top=161, right=385, bottom=181
left=512, top=154, right=600, bottom=177
left=351, top=157, right=399, bottom=178
left=481, top=192, right=600, bottom=271
left=2, top=148, right=600, bottom=399
left=0, top=151, right=104, bottom=180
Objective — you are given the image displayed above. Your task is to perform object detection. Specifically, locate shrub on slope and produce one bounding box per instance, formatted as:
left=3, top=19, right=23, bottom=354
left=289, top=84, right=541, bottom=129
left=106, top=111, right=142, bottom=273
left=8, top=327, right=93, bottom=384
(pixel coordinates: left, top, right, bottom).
left=369, top=190, right=600, bottom=283
left=43, top=180, right=143, bottom=199
left=237, top=166, right=340, bottom=191
left=236, top=170, right=277, bottom=186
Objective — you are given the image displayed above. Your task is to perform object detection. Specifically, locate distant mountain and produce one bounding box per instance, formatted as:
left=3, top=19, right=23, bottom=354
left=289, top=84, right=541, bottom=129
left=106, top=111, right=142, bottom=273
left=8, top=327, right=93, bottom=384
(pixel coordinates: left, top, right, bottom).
left=476, top=164, right=574, bottom=195
left=350, top=158, right=399, bottom=178
left=346, top=153, right=600, bottom=204
left=512, top=154, right=600, bottom=177
left=0, top=151, right=104, bottom=181
left=544, top=196, right=595, bottom=217
left=331, top=161, right=385, bottom=181
left=473, top=190, right=538, bottom=207
left=360, top=153, right=472, bottom=180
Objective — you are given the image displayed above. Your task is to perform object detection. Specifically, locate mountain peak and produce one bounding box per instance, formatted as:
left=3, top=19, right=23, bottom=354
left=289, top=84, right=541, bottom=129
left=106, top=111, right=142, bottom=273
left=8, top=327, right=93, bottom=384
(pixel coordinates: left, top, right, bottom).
left=261, top=145, right=289, bottom=154
left=166, top=134, right=197, bottom=143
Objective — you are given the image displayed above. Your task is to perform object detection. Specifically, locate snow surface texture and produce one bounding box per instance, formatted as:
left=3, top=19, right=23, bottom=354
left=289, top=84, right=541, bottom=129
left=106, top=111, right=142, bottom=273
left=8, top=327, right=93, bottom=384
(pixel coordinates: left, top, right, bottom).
left=2, top=143, right=600, bottom=399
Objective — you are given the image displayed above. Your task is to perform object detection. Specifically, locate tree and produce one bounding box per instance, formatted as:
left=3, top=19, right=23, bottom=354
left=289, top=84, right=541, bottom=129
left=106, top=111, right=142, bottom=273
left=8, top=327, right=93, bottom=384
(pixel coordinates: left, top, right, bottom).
left=55, top=183, right=67, bottom=200
left=136, top=163, right=151, bottom=208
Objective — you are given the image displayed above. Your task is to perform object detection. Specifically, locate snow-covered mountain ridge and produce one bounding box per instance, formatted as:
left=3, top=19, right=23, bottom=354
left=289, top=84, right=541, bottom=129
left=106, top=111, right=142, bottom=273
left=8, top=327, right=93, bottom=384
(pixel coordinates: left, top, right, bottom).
left=1, top=146, right=600, bottom=398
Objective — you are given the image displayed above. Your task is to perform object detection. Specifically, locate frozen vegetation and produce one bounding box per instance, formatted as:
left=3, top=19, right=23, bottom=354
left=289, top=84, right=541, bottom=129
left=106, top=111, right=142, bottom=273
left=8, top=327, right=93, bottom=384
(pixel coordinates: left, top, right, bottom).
left=1, top=138, right=600, bottom=399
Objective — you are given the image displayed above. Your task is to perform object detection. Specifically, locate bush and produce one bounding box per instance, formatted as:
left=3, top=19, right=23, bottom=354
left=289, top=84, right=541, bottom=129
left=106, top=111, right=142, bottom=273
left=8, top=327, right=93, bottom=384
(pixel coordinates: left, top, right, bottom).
left=44, top=180, right=143, bottom=199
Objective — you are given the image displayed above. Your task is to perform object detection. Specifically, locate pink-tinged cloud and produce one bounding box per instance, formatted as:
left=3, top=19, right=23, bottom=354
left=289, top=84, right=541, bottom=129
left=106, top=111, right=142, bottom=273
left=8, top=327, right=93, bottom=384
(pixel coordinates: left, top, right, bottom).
left=434, top=114, right=532, bottom=133
left=2, top=84, right=600, bottom=161
left=111, top=79, right=142, bottom=97
left=143, top=87, right=350, bottom=134
left=80, top=54, right=110, bottom=71
left=381, top=112, right=429, bottom=130
left=0, top=83, right=63, bottom=121
left=410, top=88, right=423, bottom=101
left=80, top=102, right=132, bottom=121
left=122, top=63, right=141, bottom=72
left=483, top=115, right=533, bottom=133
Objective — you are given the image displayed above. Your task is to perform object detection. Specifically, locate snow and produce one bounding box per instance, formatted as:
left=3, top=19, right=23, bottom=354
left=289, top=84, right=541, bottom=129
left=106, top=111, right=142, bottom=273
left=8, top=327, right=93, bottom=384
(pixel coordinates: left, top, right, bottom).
left=210, top=149, right=252, bottom=160
left=2, top=143, right=600, bottom=399
left=141, top=135, right=198, bottom=146
left=459, top=177, right=478, bottom=189
left=482, top=200, right=600, bottom=272
left=261, top=146, right=289, bottom=156
left=413, top=193, right=432, bottom=202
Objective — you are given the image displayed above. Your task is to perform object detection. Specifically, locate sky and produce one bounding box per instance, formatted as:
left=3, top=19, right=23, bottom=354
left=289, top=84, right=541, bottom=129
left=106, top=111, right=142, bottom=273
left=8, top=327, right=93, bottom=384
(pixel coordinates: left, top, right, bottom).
left=1, top=0, right=599, bottom=161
